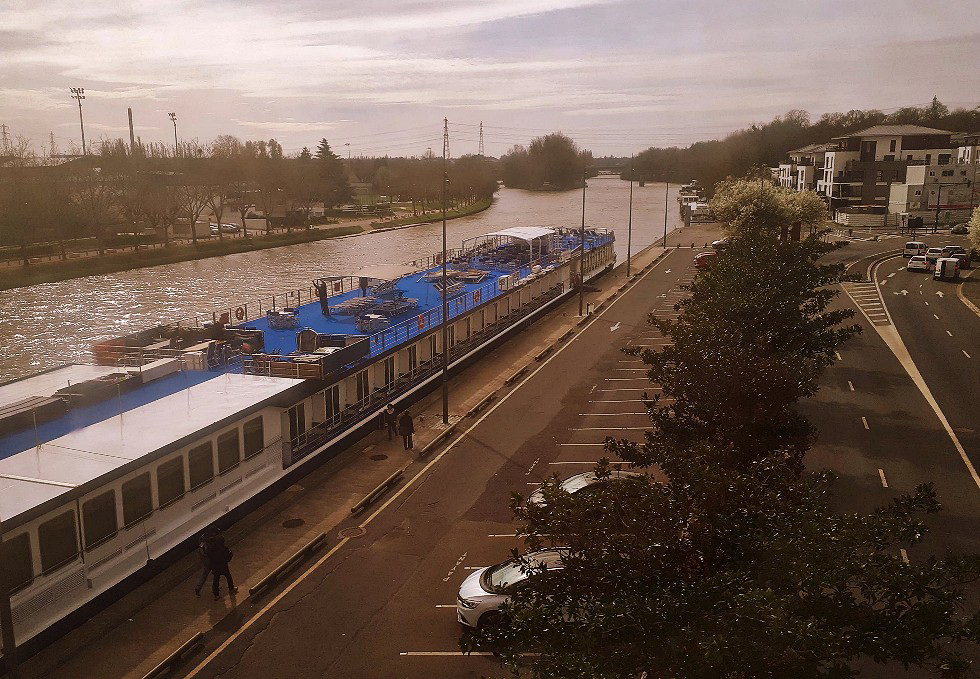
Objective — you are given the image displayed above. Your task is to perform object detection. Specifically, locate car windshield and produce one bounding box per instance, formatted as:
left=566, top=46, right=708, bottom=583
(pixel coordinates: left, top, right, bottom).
left=561, top=473, right=595, bottom=493
left=911, top=256, right=925, bottom=262
left=482, top=552, right=564, bottom=593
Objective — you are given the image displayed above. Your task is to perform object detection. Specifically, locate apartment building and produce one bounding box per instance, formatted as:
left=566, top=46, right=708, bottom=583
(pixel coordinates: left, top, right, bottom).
left=777, top=143, right=833, bottom=192
left=888, top=163, right=978, bottom=226
left=956, top=133, right=980, bottom=165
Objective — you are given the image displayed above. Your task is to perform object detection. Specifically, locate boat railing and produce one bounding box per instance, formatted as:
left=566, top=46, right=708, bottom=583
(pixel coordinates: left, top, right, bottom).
left=283, top=281, right=566, bottom=461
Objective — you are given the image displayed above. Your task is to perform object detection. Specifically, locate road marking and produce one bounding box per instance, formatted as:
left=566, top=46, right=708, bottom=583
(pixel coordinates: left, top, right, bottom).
left=887, top=272, right=896, bottom=278
left=861, top=417, right=870, bottom=430
left=549, top=460, right=629, bottom=465
left=946, top=330, right=953, bottom=337
left=964, top=350, right=972, bottom=359
left=847, top=381, right=855, bottom=391
left=590, top=399, right=648, bottom=403
left=580, top=412, right=648, bottom=416
left=900, top=549, right=909, bottom=565
left=435, top=604, right=456, bottom=608
left=615, top=368, right=648, bottom=372
left=598, top=388, right=651, bottom=392
left=442, top=552, right=469, bottom=582
left=835, top=351, right=842, bottom=361
left=936, top=290, right=944, bottom=298
left=488, top=534, right=518, bottom=538
left=924, top=301, right=929, bottom=306
left=604, top=378, right=650, bottom=381
left=934, top=314, right=940, bottom=320
left=558, top=442, right=605, bottom=446
left=569, top=427, right=648, bottom=431
left=400, top=652, right=502, bottom=657
left=464, top=566, right=485, bottom=570
left=184, top=247, right=678, bottom=678
left=878, top=468, right=888, bottom=488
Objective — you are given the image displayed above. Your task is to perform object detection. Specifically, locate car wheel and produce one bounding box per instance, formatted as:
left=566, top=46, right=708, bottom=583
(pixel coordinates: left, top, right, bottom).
left=478, top=610, right=507, bottom=629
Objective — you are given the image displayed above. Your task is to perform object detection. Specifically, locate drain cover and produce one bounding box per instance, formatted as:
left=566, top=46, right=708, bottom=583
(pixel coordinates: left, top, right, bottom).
left=282, top=518, right=305, bottom=528
left=339, top=526, right=367, bottom=538
left=370, top=454, right=388, bottom=461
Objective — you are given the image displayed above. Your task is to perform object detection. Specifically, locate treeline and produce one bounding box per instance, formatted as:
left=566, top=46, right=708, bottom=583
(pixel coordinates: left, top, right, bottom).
left=0, top=134, right=498, bottom=261
left=632, top=97, right=980, bottom=194
left=465, top=179, right=980, bottom=676
left=500, top=132, right=596, bottom=191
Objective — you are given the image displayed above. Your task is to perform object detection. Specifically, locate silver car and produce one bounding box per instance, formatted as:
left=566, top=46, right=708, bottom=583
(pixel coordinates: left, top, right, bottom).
left=527, top=469, right=645, bottom=506
left=457, top=549, right=565, bottom=627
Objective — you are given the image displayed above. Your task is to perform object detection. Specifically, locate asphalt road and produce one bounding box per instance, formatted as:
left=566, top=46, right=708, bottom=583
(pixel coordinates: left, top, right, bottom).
left=175, top=235, right=980, bottom=679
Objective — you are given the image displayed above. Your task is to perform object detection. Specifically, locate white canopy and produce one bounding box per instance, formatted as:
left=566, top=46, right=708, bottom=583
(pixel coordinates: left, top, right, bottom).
left=483, top=226, right=555, bottom=244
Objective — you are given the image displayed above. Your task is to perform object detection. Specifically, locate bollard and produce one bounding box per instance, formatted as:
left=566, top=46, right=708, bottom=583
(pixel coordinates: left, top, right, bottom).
left=351, top=466, right=407, bottom=513
left=248, top=533, right=328, bottom=597
left=141, top=633, right=205, bottom=679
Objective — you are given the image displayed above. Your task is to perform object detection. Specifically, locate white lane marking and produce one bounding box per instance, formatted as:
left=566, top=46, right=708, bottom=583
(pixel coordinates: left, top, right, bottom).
left=615, top=368, right=648, bottom=372
left=946, top=330, right=953, bottom=337
left=526, top=482, right=541, bottom=485
left=549, top=460, right=629, bottom=465
left=435, top=604, right=456, bottom=608
left=848, top=381, right=855, bottom=391
left=878, top=468, right=888, bottom=488
left=400, top=652, right=502, bottom=656
left=835, top=351, right=842, bottom=361
left=590, top=399, right=648, bottom=403
left=464, top=566, right=485, bottom=570
left=580, top=412, right=648, bottom=416
left=569, top=427, right=648, bottom=431
left=598, top=388, right=651, bottom=391
left=558, top=443, right=605, bottom=446
left=936, top=290, right=944, bottom=298
left=924, top=301, right=929, bottom=306
left=184, top=248, right=678, bottom=677
left=880, top=279, right=888, bottom=285
left=934, top=314, right=940, bottom=320
left=861, top=417, right=870, bottom=430
left=488, top=534, right=518, bottom=537
left=609, top=322, right=622, bottom=332
left=887, top=272, right=896, bottom=278
left=604, top=378, right=650, bottom=381
left=964, top=350, right=972, bottom=359
left=900, top=549, right=910, bottom=565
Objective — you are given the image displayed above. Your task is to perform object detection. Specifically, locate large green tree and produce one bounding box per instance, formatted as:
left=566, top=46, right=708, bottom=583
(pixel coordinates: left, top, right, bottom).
left=315, top=138, right=353, bottom=207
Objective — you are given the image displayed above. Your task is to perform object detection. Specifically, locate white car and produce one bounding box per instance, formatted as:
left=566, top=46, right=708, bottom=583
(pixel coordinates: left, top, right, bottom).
left=903, top=241, right=927, bottom=258
left=527, top=469, right=644, bottom=506
left=906, top=255, right=930, bottom=272
left=457, top=550, right=564, bottom=628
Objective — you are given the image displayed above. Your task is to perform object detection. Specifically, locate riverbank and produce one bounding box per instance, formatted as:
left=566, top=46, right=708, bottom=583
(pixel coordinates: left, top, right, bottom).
left=367, top=197, right=492, bottom=229
left=0, top=225, right=363, bottom=291
left=0, top=198, right=496, bottom=291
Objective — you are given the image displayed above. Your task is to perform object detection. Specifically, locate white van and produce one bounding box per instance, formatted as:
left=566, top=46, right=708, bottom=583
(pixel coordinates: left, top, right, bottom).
left=903, top=241, right=927, bottom=258
left=933, top=257, right=960, bottom=281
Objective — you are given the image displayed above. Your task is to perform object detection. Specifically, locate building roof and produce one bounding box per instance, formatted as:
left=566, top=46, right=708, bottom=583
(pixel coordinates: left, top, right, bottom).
left=484, top=226, right=555, bottom=243
left=788, top=142, right=835, bottom=154
left=835, top=125, right=952, bottom=140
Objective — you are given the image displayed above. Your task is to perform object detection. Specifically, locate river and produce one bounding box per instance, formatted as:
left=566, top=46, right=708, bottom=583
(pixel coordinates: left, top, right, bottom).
left=0, top=178, right=687, bottom=379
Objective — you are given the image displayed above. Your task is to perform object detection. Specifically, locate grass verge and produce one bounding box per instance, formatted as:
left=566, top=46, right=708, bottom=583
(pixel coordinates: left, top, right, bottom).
left=0, top=225, right=363, bottom=291
left=368, top=197, right=493, bottom=229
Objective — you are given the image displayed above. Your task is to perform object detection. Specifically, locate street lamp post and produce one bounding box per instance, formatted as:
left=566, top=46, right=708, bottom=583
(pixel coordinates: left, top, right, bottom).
left=441, top=122, right=450, bottom=424
left=168, top=112, right=178, bottom=157
left=70, top=87, right=86, bottom=155
left=579, top=166, right=587, bottom=317
left=626, top=157, right=633, bottom=277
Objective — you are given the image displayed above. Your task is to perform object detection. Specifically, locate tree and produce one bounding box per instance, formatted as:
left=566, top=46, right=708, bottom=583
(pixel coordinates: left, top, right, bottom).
left=174, top=161, right=212, bottom=245
left=70, top=163, right=119, bottom=255
left=314, top=139, right=352, bottom=207
left=969, top=206, right=980, bottom=252
left=710, top=176, right=827, bottom=239
left=500, top=133, right=589, bottom=191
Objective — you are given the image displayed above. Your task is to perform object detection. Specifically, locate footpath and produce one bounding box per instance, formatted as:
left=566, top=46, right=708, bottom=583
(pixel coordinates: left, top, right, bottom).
left=21, top=222, right=722, bottom=679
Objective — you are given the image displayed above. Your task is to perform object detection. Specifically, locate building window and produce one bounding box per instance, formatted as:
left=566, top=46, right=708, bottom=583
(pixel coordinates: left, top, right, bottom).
left=407, top=345, right=418, bottom=374
left=1, top=532, right=33, bottom=592
left=942, top=170, right=954, bottom=177
left=889, top=139, right=896, bottom=152
left=217, top=429, right=241, bottom=474
left=122, top=473, right=153, bottom=527
left=939, top=154, right=951, bottom=165
left=929, top=171, right=935, bottom=177
left=188, top=441, right=215, bottom=490
left=925, top=154, right=932, bottom=164
left=875, top=171, right=883, bottom=181
left=38, top=512, right=79, bottom=573
left=914, top=190, right=921, bottom=196
left=243, top=417, right=265, bottom=459
left=288, top=402, right=306, bottom=441
left=82, top=490, right=118, bottom=549
left=157, top=457, right=185, bottom=507
left=428, top=334, right=437, bottom=360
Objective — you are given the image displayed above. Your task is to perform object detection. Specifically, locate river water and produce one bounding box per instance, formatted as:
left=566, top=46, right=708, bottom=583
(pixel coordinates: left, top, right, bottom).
left=0, top=178, right=685, bottom=379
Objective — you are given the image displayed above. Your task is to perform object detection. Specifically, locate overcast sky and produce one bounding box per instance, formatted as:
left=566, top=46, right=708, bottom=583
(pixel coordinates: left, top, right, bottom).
left=2, top=0, right=978, bottom=158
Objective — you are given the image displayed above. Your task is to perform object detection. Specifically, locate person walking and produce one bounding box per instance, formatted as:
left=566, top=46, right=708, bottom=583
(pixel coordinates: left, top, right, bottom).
left=383, top=404, right=397, bottom=440
left=398, top=411, right=415, bottom=450
left=208, top=534, right=238, bottom=600
left=193, top=527, right=218, bottom=596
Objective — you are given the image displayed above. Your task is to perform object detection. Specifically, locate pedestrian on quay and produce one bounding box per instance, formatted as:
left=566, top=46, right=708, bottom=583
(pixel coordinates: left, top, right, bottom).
left=193, top=526, right=219, bottom=596
left=208, top=534, right=238, bottom=600
left=383, top=404, right=397, bottom=440
left=398, top=411, right=415, bottom=450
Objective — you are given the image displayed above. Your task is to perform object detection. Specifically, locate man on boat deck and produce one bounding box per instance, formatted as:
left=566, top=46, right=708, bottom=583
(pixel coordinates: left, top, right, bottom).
left=314, top=279, right=331, bottom=316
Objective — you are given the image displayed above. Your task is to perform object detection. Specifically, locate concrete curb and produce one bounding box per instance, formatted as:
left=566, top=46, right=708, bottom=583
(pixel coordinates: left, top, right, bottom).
left=247, top=533, right=328, bottom=597
left=351, top=466, right=407, bottom=513
left=418, top=425, right=457, bottom=459
left=141, top=632, right=204, bottom=679
left=466, top=391, right=496, bottom=417
left=956, top=269, right=980, bottom=319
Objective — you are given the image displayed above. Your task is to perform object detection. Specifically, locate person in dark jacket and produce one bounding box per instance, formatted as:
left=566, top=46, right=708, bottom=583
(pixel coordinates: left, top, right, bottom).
left=193, top=527, right=219, bottom=596
left=383, top=404, right=397, bottom=440
left=398, top=411, right=415, bottom=450
left=208, top=534, right=238, bottom=600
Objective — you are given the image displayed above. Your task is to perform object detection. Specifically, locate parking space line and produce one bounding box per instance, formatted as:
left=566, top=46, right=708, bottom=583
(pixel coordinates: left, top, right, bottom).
left=400, top=652, right=499, bottom=656
left=964, top=350, right=972, bottom=359
left=590, top=399, right=648, bottom=403
left=934, top=314, right=940, bottom=320
left=558, top=442, right=604, bottom=446
left=569, top=427, right=648, bottom=431
left=878, top=468, right=888, bottom=488
left=861, top=416, right=870, bottom=430
left=488, top=534, right=518, bottom=537
left=549, top=460, right=629, bottom=465
left=946, top=330, right=953, bottom=337
left=900, top=549, right=910, bottom=565
left=597, top=388, right=650, bottom=392
left=848, top=381, right=855, bottom=391
left=435, top=604, right=456, bottom=608
left=604, top=378, right=650, bottom=381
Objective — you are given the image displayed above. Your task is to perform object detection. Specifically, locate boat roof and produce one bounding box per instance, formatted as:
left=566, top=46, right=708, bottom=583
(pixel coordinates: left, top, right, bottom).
left=484, top=226, right=555, bottom=243
left=0, top=373, right=305, bottom=526
left=0, top=364, right=121, bottom=411
left=355, top=264, right=418, bottom=281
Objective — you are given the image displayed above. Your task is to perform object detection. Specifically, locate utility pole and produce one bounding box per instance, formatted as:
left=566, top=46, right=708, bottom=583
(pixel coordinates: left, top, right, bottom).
left=0, top=519, right=20, bottom=678
left=441, top=118, right=450, bottom=425
left=579, top=165, right=587, bottom=317
left=344, top=142, right=350, bottom=164
left=127, top=108, right=136, bottom=151
left=478, top=121, right=484, bottom=157
left=70, top=87, right=86, bottom=155
left=627, top=156, right=634, bottom=277
left=168, top=112, right=178, bottom=157
left=0, top=124, right=9, bottom=154
left=48, top=132, right=58, bottom=158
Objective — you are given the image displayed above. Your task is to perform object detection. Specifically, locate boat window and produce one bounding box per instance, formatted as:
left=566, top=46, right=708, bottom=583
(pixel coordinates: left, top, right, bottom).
left=122, top=473, right=153, bottom=527
left=288, top=403, right=306, bottom=440
left=1, top=532, right=33, bottom=593
left=243, top=417, right=264, bottom=459
left=383, top=356, right=395, bottom=387
left=188, top=441, right=215, bottom=490
left=217, top=429, right=241, bottom=473
left=157, top=457, right=186, bottom=507
left=38, top=511, right=79, bottom=573
left=82, top=490, right=118, bottom=549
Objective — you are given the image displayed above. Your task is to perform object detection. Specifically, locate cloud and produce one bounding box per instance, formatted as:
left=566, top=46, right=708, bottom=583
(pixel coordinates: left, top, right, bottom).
left=56, top=122, right=158, bottom=132
left=231, top=119, right=344, bottom=132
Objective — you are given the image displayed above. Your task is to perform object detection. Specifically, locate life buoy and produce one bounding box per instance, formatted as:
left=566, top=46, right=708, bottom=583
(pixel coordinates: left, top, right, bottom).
left=235, top=306, right=245, bottom=321
left=418, top=314, right=425, bottom=330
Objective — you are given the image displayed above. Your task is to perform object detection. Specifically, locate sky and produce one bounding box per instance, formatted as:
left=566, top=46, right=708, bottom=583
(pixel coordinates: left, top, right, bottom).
left=1, top=0, right=979, bottom=158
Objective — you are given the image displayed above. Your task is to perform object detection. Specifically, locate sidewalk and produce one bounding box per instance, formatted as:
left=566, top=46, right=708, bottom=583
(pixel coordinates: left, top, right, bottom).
left=23, top=233, right=688, bottom=679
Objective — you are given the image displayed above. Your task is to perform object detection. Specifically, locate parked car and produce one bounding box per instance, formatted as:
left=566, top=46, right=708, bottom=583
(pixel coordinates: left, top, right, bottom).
left=694, top=251, right=717, bottom=270
left=952, top=251, right=972, bottom=269
left=951, top=223, right=969, bottom=235
left=924, top=247, right=943, bottom=264
left=527, top=470, right=645, bottom=507
left=209, top=223, right=241, bottom=234
left=457, top=550, right=565, bottom=628
left=934, top=257, right=960, bottom=281
left=903, top=241, right=928, bottom=258
left=710, top=239, right=727, bottom=249
left=906, top=255, right=930, bottom=272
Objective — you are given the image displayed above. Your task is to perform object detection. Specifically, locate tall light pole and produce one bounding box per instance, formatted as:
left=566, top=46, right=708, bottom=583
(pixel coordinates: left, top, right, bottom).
left=168, top=112, right=178, bottom=157
left=344, top=142, right=351, bottom=164
left=440, top=119, right=450, bottom=424
left=626, top=157, right=634, bottom=277
left=70, top=87, right=86, bottom=155
left=579, top=165, right=587, bottom=317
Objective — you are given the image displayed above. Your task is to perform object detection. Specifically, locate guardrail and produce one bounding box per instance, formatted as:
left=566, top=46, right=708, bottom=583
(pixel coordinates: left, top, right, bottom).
left=247, top=533, right=328, bottom=598
left=140, top=632, right=205, bottom=679
left=351, top=466, right=408, bottom=513
left=418, top=425, right=458, bottom=460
